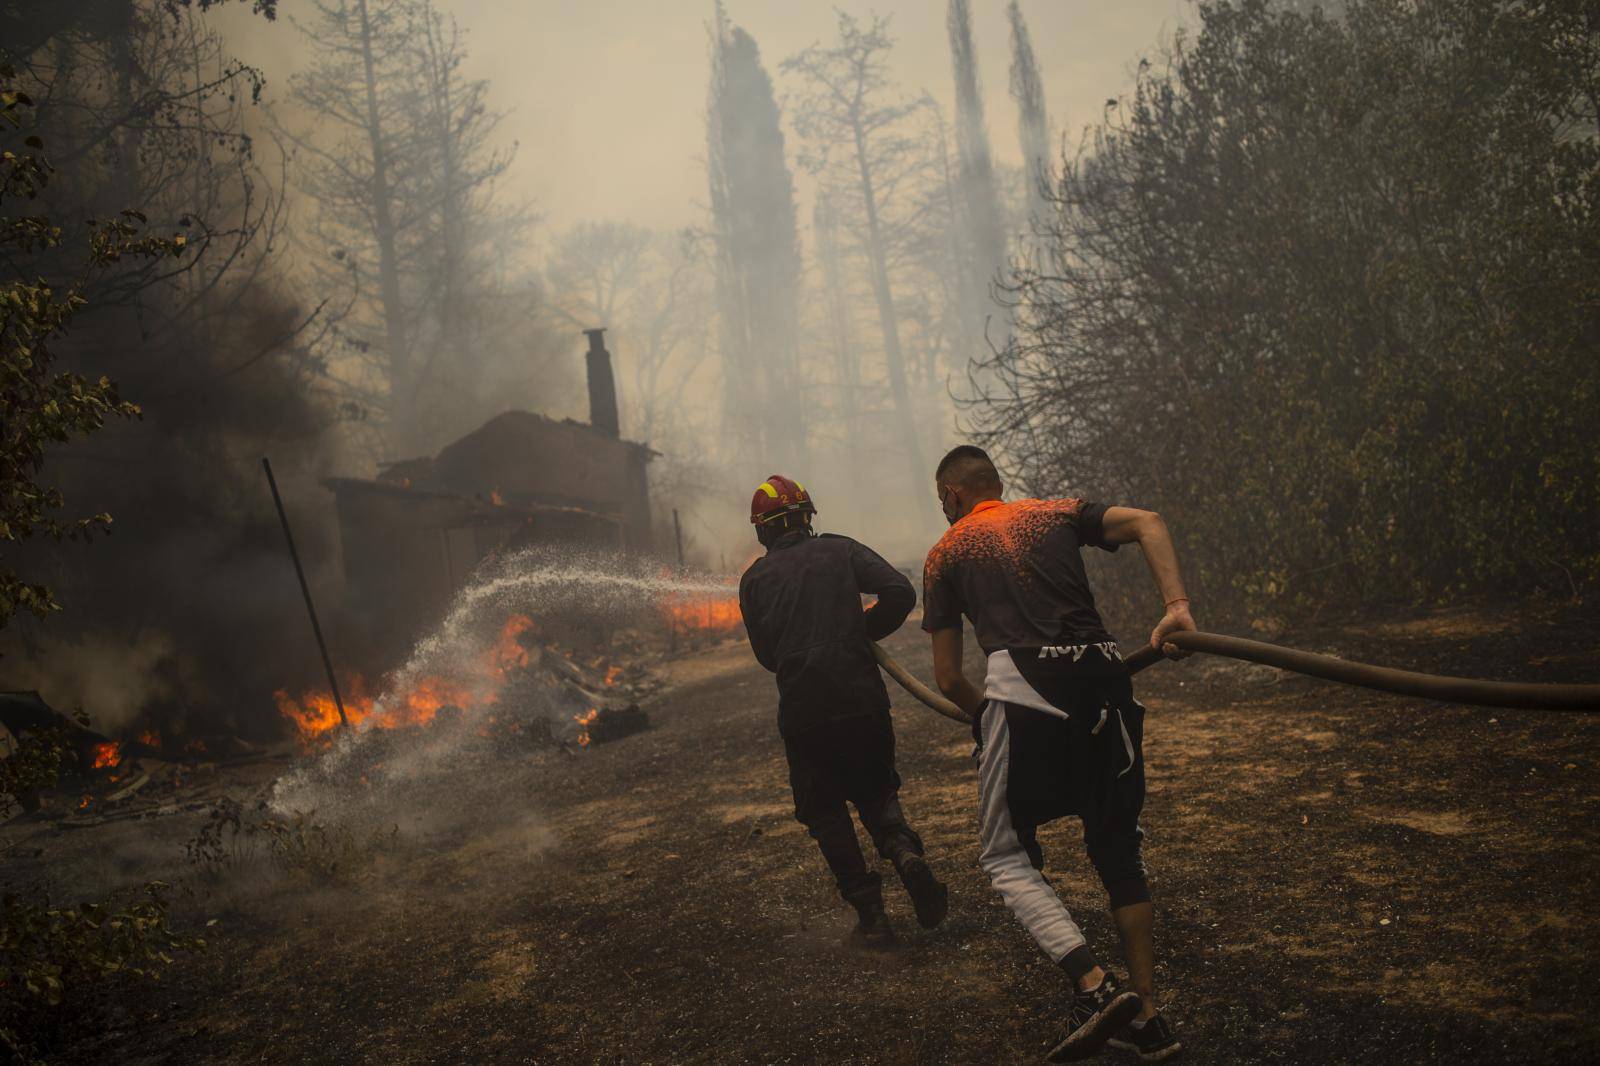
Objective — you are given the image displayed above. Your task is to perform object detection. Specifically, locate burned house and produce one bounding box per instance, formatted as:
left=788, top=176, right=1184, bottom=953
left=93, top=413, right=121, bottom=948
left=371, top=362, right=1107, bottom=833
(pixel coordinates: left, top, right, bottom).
left=327, top=330, right=655, bottom=659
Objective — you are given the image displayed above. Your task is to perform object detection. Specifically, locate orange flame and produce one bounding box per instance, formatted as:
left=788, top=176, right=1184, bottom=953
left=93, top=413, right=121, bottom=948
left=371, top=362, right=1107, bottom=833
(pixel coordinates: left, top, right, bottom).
left=137, top=729, right=161, bottom=748
left=489, top=487, right=505, bottom=506
left=574, top=707, right=599, bottom=747
left=490, top=614, right=535, bottom=673
left=91, top=742, right=122, bottom=769
left=276, top=614, right=538, bottom=749
left=275, top=683, right=363, bottom=745
left=661, top=594, right=743, bottom=634
left=604, top=665, right=623, bottom=686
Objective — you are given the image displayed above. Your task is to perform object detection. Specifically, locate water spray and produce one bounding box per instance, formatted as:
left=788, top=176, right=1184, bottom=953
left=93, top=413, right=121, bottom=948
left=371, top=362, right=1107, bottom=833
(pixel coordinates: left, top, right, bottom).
left=269, top=550, right=741, bottom=817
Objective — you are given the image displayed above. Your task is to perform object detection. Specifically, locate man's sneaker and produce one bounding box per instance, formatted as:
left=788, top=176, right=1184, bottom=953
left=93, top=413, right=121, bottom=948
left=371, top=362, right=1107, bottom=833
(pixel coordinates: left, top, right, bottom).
left=1046, top=972, right=1143, bottom=1062
left=897, top=856, right=949, bottom=929
left=1107, top=1012, right=1182, bottom=1062
left=847, top=902, right=898, bottom=949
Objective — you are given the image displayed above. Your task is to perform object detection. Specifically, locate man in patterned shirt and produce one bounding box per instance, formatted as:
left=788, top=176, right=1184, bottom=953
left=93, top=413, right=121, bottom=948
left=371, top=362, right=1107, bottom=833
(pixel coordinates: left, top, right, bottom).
left=924, top=445, right=1192, bottom=1063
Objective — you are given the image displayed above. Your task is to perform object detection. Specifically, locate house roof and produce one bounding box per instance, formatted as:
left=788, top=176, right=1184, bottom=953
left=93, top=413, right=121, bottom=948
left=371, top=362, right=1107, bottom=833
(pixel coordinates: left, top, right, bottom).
left=323, top=477, right=624, bottom=525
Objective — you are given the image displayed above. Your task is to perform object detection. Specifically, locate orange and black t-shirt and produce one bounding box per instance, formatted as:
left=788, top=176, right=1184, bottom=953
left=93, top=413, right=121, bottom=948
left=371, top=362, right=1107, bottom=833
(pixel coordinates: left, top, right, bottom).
left=921, top=498, right=1119, bottom=655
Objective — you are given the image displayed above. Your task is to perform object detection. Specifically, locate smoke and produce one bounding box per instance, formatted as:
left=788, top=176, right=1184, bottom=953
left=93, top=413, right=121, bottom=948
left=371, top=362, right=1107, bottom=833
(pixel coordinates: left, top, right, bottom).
left=2, top=629, right=203, bottom=735
left=1, top=1, right=1200, bottom=745
left=1, top=288, right=347, bottom=742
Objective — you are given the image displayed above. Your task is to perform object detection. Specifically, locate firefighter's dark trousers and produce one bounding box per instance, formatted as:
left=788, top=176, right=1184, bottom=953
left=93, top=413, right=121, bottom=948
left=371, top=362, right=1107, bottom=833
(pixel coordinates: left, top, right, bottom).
left=783, top=711, right=924, bottom=909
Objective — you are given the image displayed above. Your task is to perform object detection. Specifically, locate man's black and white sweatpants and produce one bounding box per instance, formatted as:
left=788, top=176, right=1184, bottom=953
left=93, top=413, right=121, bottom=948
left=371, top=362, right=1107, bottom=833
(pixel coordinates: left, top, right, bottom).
left=976, top=645, right=1151, bottom=965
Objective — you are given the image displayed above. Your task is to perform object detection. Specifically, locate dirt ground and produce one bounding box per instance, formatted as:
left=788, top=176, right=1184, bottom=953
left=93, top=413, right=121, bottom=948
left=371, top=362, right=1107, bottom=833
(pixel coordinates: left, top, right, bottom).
left=7, top=601, right=1600, bottom=1064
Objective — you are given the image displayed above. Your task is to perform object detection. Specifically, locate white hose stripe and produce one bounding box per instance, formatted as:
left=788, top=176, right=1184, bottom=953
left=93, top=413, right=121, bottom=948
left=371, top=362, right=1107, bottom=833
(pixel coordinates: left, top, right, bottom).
left=977, top=700, right=1089, bottom=963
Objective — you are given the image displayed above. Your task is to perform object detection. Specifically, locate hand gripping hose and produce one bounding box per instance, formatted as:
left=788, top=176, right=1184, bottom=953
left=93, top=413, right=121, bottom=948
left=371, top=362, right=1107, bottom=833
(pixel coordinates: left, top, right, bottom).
left=872, top=630, right=1600, bottom=726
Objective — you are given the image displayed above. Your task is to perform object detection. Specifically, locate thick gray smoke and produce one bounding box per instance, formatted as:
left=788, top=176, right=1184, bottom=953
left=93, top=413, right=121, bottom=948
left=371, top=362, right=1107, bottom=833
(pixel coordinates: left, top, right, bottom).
left=1, top=295, right=344, bottom=740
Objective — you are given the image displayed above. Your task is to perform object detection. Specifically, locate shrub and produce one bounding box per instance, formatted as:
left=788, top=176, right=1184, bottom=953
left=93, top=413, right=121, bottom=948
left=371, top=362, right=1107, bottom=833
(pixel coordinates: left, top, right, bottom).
left=975, top=0, right=1599, bottom=622
left=0, top=882, right=200, bottom=1062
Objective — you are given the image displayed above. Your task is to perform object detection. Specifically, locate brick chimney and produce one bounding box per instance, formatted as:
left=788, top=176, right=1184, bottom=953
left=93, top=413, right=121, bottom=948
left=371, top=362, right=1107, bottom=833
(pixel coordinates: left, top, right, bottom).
left=582, top=327, right=619, bottom=439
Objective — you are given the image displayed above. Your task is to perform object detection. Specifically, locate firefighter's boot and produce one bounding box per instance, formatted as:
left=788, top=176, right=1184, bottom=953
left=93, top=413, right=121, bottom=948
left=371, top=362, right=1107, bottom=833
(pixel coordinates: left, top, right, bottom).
left=895, top=854, right=950, bottom=929
left=848, top=899, right=898, bottom=949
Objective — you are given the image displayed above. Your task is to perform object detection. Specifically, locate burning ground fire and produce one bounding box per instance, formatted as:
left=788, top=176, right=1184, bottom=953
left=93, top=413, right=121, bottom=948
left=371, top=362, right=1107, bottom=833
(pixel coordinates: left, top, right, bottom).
left=574, top=707, right=600, bottom=747
left=275, top=614, right=539, bottom=749
left=264, top=558, right=751, bottom=825
left=274, top=588, right=742, bottom=751
left=660, top=591, right=743, bottom=634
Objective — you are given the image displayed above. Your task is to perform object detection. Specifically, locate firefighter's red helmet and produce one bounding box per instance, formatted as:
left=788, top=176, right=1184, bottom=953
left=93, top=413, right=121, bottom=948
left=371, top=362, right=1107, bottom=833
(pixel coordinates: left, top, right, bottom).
left=749, top=474, right=817, bottom=526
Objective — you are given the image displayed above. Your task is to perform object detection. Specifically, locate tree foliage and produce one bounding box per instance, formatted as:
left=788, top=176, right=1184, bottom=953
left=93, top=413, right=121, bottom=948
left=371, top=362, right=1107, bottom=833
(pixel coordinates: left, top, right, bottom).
left=707, top=6, right=807, bottom=471
left=1, top=881, right=200, bottom=1062
left=0, top=69, right=185, bottom=632
left=975, top=0, right=1600, bottom=618
left=946, top=0, right=1005, bottom=357
left=1006, top=0, right=1051, bottom=231
left=0, top=713, right=83, bottom=821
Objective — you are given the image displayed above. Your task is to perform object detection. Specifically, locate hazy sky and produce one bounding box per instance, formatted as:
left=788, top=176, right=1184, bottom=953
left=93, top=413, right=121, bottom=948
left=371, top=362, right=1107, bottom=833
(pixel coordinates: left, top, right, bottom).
left=218, top=0, right=1193, bottom=235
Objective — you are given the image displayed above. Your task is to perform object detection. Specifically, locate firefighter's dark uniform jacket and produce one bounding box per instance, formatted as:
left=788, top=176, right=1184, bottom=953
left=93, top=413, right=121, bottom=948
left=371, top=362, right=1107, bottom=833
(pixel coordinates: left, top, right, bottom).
left=738, top=531, right=916, bottom=738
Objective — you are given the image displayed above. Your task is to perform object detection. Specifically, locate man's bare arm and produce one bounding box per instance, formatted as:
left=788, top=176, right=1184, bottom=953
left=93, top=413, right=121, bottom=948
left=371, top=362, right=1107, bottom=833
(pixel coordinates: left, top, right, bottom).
left=1101, top=506, right=1197, bottom=658
left=931, top=626, right=986, bottom=717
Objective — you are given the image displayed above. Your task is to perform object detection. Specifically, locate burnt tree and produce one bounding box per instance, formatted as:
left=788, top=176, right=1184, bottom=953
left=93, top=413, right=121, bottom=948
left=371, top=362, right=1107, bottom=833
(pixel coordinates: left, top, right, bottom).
left=784, top=13, right=940, bottom=526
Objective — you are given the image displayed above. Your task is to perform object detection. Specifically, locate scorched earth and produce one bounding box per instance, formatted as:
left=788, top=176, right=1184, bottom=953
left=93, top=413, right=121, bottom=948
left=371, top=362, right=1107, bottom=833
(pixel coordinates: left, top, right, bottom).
left=7, top=601, right=1599, bottom=1064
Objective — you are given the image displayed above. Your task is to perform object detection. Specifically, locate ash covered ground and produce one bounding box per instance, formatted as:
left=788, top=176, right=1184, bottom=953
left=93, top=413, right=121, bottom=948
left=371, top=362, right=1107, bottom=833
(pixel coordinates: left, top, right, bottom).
left=4, top=601, right=1598, bottom=1064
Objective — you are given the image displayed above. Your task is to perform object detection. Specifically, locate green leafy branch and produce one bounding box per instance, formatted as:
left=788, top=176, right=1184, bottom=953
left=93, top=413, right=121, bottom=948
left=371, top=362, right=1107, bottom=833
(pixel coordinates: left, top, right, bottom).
left=0, top=65, right=191, bottom=631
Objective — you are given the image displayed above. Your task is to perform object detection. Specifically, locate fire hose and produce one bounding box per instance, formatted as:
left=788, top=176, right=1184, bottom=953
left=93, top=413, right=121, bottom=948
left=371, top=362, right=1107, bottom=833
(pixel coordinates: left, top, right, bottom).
left=871, top=631, right=1600, bottom=726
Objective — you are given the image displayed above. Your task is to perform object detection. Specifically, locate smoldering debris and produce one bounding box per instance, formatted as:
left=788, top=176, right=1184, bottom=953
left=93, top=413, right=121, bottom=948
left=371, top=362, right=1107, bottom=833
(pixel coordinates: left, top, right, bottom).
left=572, top=705, right=651, bottom=747
left=7, top=747, right=271, bottom=841
left=267, top=548, right=739, bottom=833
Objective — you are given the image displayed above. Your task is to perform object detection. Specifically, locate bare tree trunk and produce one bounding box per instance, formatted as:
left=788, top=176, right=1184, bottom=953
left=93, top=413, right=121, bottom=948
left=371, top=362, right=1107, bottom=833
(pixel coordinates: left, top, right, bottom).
left=187, top=12, right=214, bottom=349
left=355, top=0, right=412, bottom=452
left=110, top=0, right=141, bottom=200
left=411, top=7, right=459, bottom=441
left=934, top=115, right=972, bottom=376
left=706, top=2, right=758, bottom=463
left=948, top=0, right=1004, bottom=273
left=851, top=120, right=936, bottom=525
left=814, top=193, right=859, bottom=447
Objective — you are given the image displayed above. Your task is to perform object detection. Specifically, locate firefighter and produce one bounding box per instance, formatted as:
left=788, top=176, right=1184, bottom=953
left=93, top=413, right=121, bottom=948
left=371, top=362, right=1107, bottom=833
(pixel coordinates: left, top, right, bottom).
left=737, top=474, right=948, bottom=946
left=924, top=445, right=1188, bottom=1062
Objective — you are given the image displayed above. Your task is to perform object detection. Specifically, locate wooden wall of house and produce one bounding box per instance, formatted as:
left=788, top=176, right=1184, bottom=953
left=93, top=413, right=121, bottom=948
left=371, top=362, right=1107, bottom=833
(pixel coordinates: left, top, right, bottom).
left=430, top=412, right=653, bottom=551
